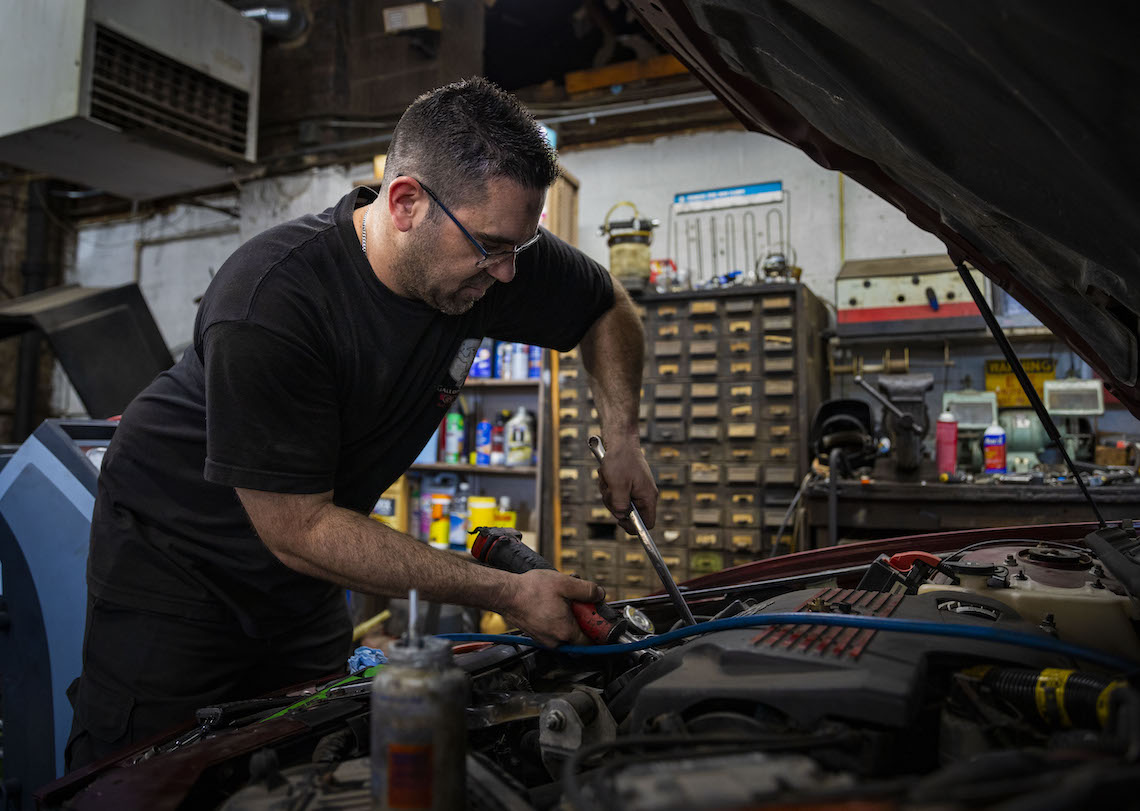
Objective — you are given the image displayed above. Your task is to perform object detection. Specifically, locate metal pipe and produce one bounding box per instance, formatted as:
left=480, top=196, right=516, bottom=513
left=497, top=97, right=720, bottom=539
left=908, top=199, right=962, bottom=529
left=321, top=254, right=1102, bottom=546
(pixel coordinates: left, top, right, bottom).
left=14, top=181, right=53, bottom=440
left=828, top=448, right=842, bottom=546
left=133, top=224, right=240, bottom=284
left=955, top=263, right=1105, bottom=528
left=588, top=436, right=696, bottom=626
left=537, top=92, right=716, bottom=126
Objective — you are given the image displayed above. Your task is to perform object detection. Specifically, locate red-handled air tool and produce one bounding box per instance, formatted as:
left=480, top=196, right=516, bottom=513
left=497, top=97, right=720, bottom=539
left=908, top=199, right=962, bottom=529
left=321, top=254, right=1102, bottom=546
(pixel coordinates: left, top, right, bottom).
left=470, top=526, right=635, bottom=645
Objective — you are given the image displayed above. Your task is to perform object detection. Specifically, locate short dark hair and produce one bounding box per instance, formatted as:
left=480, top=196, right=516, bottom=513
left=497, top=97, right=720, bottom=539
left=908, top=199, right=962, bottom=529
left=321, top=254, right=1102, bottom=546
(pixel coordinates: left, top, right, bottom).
left=381, top=77, right=559, bottom=210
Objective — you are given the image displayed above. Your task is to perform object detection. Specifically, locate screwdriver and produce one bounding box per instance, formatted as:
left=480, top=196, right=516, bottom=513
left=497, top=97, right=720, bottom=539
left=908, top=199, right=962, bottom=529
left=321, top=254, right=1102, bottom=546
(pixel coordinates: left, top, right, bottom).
left=470, top=526, right=635, bottom=645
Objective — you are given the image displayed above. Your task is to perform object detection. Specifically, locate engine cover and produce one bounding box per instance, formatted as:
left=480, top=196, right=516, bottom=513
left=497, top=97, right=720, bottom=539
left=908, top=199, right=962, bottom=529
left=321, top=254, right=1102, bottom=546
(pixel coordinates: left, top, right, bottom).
left=627, top=587, right=1066, bottom=732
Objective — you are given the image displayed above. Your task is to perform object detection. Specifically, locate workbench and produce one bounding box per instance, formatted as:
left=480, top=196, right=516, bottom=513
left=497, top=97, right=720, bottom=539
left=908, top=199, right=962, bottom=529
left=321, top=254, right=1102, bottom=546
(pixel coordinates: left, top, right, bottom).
left=803, top=477, right=1140, bottom=549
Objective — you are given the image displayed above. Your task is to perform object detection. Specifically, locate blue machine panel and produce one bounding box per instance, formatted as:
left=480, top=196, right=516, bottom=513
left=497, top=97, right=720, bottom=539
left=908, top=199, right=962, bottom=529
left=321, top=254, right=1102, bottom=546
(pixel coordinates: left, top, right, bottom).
left=0, top=420, right=111, bottom=804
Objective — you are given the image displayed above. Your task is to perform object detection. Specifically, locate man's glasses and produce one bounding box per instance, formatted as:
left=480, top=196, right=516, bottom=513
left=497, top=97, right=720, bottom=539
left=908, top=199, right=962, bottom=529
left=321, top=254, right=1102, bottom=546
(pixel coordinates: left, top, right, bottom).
left=413, top=178, right=541, bottom=269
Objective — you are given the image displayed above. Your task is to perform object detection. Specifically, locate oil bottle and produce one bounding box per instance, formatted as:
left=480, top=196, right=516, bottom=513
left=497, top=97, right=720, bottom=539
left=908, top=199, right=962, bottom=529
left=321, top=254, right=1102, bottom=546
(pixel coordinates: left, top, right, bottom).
left=371, top=590, right=468, bottom=810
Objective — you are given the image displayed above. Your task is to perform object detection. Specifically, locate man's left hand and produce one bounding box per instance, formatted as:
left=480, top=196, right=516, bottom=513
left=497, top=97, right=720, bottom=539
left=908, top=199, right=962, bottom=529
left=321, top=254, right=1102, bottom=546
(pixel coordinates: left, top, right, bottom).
left=597, top=437, right=658, bottom=532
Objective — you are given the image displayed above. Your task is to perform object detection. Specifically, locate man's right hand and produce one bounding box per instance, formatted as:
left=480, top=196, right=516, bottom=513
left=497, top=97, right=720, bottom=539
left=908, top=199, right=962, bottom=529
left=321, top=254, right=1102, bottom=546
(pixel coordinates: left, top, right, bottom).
left=496, top=569, right=605, bottom=648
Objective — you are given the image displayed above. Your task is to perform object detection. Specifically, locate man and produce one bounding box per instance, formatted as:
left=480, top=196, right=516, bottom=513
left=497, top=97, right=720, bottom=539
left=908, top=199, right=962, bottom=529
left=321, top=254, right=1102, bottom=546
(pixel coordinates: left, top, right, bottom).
left=66, top=77, right=656, bottom=769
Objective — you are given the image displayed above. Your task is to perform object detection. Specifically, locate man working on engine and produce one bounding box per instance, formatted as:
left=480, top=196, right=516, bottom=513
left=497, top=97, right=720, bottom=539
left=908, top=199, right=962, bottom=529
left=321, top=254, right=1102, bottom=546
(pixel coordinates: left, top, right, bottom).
left=67, top=77, right=656, bottom=769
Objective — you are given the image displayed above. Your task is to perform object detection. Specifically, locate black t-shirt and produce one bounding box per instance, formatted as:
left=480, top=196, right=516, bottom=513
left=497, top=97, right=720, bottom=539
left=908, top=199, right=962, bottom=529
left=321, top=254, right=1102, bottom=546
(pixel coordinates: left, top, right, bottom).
left=90, top=187, right=614, bottom=637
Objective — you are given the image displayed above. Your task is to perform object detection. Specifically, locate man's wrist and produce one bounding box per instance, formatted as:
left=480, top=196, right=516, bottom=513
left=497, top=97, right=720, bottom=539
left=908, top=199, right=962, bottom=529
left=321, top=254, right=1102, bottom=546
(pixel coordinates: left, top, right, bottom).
left=484, top=567, right=520, bottom=616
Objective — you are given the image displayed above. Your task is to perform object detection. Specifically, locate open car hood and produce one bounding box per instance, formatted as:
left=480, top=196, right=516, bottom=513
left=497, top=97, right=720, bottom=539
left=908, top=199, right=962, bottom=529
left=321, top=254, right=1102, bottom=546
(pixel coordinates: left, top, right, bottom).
left=629, top=0, right=1140, bottom=416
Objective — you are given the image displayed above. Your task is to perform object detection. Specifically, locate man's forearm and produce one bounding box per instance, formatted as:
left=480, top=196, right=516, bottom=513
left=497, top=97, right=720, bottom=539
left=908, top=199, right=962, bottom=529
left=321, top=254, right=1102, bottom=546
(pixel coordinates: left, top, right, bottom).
left=579, top=282, right=645, bottom=443
left=274, top=501, right=514, bottom=610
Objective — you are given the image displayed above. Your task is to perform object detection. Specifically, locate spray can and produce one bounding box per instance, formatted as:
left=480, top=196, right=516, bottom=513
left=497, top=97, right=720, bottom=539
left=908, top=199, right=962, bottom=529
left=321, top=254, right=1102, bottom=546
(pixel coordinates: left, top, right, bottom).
left=443, top=404, right=464, bottom=464
left=448, top=481, right=470, bottom=551
left=935, top=411, right=958, bottom=476
left=474, top=419, right=492, bottom=466
left=527, top=345, right=543, bottom=379
left=371, top=635, right=468, bottom=810
left=983, top=422, right=1007, bottom=475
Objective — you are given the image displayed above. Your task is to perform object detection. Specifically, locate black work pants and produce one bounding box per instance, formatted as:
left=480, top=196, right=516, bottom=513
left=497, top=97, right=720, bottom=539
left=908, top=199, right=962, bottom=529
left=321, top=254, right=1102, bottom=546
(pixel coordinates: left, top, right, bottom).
left=65, top=593, right=351, bottom=772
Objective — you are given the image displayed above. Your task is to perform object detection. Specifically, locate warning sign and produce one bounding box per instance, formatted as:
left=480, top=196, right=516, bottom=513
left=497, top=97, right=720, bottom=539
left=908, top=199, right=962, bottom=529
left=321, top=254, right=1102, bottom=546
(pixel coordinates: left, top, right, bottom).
left=985, top=358, right=1055, bottom=407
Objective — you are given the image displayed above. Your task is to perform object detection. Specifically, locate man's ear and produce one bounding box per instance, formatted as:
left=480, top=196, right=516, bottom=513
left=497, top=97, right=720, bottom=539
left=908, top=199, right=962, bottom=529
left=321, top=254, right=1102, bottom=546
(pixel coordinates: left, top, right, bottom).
left=387, top=177, right=426, bottom=233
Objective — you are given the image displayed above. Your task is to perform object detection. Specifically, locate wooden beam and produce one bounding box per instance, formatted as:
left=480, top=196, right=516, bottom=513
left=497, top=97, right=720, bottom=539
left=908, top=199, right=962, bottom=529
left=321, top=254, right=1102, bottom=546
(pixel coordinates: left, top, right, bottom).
left=565, top=54, right=688, bottom=96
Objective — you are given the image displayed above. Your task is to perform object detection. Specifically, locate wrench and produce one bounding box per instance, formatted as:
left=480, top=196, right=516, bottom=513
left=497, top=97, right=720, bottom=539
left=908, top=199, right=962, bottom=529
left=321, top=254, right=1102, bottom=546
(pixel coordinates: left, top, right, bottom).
left=588, top=435, right=696, bottom=626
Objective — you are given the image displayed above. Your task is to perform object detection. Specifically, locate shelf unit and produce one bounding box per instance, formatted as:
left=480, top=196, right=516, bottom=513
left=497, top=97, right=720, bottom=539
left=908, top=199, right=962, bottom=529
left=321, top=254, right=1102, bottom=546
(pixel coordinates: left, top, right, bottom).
left=411, top=463, right=537, bottom=476
left=552, top=283, right=828, bottom=600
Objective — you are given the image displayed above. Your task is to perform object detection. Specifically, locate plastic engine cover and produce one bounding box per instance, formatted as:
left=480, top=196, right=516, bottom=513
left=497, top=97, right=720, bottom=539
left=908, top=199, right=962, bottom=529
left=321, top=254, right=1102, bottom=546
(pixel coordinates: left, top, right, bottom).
left=627, top=587, right=1066, bottom=732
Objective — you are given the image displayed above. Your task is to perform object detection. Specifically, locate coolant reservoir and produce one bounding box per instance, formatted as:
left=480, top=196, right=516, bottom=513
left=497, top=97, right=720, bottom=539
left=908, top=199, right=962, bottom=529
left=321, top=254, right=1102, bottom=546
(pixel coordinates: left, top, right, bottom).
left=918, top=551, right=1140, bottom=661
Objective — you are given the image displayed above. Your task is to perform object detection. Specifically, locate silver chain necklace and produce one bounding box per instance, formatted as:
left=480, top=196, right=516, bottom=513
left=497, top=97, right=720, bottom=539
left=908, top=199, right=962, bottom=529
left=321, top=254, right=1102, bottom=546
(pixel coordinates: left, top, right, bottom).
left=360, top=204, right=369, bottom=255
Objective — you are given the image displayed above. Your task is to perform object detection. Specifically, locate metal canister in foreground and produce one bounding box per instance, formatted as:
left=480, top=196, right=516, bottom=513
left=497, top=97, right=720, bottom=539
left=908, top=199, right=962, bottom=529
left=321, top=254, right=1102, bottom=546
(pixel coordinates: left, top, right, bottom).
left=371, top=637, right=469, bottom=810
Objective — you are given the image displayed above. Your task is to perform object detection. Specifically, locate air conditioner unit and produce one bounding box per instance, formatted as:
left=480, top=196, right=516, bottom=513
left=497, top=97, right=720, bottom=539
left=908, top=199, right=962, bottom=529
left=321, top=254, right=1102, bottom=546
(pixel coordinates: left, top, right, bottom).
left=0, top=0, right=260, bottom=200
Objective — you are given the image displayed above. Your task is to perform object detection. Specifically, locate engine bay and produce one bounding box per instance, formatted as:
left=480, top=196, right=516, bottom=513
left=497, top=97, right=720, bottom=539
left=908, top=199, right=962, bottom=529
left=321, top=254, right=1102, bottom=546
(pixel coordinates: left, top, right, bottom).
left=44, top=527, right=1140, bottom=810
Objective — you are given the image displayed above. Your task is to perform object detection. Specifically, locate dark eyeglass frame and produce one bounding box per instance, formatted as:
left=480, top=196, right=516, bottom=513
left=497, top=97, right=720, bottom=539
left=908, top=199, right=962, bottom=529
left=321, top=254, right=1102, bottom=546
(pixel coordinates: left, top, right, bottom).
left=411, top=177, right=541, bottom=269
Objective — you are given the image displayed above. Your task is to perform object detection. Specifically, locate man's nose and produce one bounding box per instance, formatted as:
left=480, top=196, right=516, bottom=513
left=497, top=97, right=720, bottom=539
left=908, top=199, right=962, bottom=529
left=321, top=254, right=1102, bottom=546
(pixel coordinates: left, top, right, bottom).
left=485, top=255, right=516, bottom=284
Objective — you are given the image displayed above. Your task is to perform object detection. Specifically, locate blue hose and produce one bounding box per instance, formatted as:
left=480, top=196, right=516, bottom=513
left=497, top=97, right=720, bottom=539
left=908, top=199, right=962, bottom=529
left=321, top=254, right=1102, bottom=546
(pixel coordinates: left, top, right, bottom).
left=438, top=613, right=1138, bottom=672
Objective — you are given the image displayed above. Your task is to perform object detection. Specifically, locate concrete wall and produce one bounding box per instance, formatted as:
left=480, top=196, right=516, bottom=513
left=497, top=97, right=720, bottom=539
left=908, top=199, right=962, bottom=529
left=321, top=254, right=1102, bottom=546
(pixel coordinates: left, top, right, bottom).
left=53, top=163, right=372, bottom=415
left=558, top=128, right=946, bottom=301
left=54, top=129, right=1138, bottom=439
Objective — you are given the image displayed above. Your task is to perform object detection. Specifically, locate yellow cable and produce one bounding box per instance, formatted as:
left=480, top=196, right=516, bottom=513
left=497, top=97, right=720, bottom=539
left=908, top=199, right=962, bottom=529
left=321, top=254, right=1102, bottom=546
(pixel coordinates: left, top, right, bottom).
left=352, top=609, right=391, bottom=642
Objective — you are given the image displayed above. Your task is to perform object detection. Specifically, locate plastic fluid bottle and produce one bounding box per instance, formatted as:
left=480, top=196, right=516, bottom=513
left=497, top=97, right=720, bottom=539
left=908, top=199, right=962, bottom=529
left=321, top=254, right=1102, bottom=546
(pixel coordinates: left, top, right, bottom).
left=442, top=403, right=464, bottom=464
left=420, top=473, right=457, bottom=547
left=469, top=338, right=493, bottom=378
left=510, top=343, right=529, bottom=380
left=475, top=419, right=493, bottom=466
left=494, top=341, right=513, bottom=379
left=489, top=411, right=507, bottom=466
left=371, top=636, right=468, bottom=810
left=448, top=481, right=470, bottom=551
left=936, top=411, right=958, bottom=475
left=527, top=345, right=543, bottom=378
left=983, top=422, right=1007, bottom=474
left=505, top=406, right=533, bottom=467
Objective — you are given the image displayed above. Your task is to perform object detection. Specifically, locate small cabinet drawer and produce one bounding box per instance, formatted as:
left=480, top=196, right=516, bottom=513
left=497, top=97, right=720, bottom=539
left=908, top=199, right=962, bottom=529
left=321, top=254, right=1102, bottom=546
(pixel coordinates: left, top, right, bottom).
left=688, top=423, right=722, bottom=442
left=726, top=465, right=761, bottom=485
left=764, top=379, right=795, bottom=397
left=763, top=314, right=794, bottom=330
left=728, top=507, right=760, bottom=528
left=654, top=402, right=685, bottom=420
left=766, top=465, right=799, bottom=486
left=690, top=401, right=720, bottom=420
left=689, top=550, right=726, bottom=575
left=655, top=527, right=688, bottom=546
left=655, top=382, right=685, bottom=400
left=650, top=421, right=686, bottom=443
left=692, top=507, right=723, bottom=526
left=727, top=530, right=761, bottom=554
left=692, top=529, right=724, bottom=550
left=688, top=320, right=721, bottom=339
left=689, top=339, right=718, bottom=357
left=688, top=299, right=718, bottom=317
left=690, top=358, right=719, bottom=376
left=690, top=462, right=721, bottom=484
left=691, top=382, right=719, bottom=399
left=654, top=464, right=687, bottom=485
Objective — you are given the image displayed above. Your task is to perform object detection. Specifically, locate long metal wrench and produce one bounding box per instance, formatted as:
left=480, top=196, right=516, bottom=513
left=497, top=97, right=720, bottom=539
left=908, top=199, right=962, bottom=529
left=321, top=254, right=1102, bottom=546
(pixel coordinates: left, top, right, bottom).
left=588, top=435, right=697, bottom=626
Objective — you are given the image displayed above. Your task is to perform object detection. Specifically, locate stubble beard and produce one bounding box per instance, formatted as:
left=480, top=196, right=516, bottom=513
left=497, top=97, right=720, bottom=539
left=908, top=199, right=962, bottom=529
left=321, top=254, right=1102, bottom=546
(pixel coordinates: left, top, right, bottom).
left=392, top=225, right=485, bottom=316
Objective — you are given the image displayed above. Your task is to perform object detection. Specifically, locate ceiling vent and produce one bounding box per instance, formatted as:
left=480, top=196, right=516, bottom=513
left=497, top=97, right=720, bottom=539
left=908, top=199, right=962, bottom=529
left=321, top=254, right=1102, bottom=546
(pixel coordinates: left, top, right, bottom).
left=0, top=0, right=260, bottom=200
